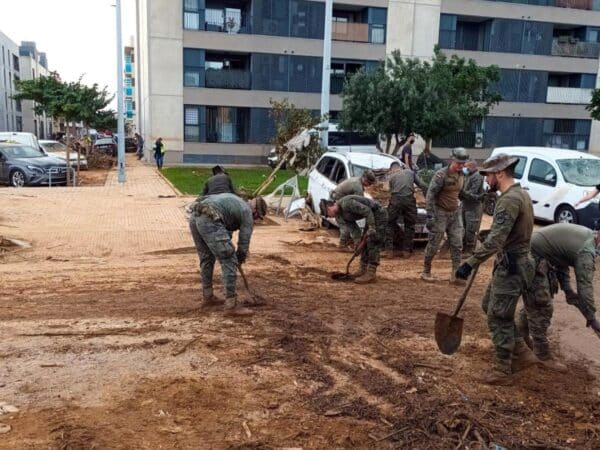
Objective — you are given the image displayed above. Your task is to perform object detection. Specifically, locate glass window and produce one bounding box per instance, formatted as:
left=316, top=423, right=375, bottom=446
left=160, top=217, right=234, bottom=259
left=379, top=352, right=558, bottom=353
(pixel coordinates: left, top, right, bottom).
left=317, top=156, right=336, bottom=177
left=183, top=48, right=204, bottom=87
left=557, top=158, right=600, bottom=186
left=528, top=158, right=557, bottom=186
left=184, top=106, right=202, bottom=142
left=206, top=106, right=249, bottom=143
left=184, top=0, right=201, bottom=30
left=513, top=156, right=527, bottom=179
left=329, top=160, right=348, bottom=183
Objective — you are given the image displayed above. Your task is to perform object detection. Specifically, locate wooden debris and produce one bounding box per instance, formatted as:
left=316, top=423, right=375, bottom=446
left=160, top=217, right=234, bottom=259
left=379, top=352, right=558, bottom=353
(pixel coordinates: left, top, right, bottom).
left=242, top=421, right=252, bottom=438
left=171, top=336, right=203, bottom=356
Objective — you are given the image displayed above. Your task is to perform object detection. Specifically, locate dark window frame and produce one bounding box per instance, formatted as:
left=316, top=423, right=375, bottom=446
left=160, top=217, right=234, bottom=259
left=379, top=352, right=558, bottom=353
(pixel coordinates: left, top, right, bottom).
left=528, top=157, right=557, bottom=187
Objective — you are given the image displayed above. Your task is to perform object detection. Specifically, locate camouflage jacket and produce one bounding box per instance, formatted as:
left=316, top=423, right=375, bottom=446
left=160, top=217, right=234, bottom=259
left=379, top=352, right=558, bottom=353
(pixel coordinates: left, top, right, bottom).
left=426, top=167, right=464, bottom=213
left=202, top=173, right=235, bottom=196
left=460, top=171, right=484, bottom=209
left=389, top=169, right=428, bottom=197
left=331, top=177, right=363, bottom=201
left=466, top=183, right=533, bottom=268
left=336, top=195, right=382, bottom=229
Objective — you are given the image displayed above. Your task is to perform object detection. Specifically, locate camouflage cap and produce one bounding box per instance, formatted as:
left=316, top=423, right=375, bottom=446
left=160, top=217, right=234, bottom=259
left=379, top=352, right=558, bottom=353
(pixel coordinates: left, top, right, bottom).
left=479, top=153, right=519, bottom=175
left=254, top=195, right=268, bottom=218
left=363, top=170, right=376, bottom=184
left=451, top=147, right=469, bottom=162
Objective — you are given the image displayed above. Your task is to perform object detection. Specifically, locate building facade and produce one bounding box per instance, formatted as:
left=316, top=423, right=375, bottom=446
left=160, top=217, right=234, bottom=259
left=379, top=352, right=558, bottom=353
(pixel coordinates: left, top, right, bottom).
left=125, top=44, right=137, bottom=135
left=136, top=0, right=600, bottom=165
left=0, top=31, right=22, bottom=133
left=18, top=41, right=52, bottom=139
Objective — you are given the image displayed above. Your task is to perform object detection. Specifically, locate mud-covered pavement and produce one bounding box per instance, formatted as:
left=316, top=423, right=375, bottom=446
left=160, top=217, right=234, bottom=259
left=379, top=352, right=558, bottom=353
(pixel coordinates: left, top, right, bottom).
left=1, top=159, right=599, bottom=449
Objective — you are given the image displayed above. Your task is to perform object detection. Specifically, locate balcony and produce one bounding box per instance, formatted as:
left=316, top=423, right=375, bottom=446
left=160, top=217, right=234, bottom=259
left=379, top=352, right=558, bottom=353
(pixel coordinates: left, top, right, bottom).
left=330, top=74, right=347, bottom=95
left=551, top=38, right=600, bottom=58
left=204, top=8, right=251, bottom=33
left=332, top=22, right=369, bottom=43
left=205, top=68, right=251, bottom=89
left=546, top=87, right=593, bottom=104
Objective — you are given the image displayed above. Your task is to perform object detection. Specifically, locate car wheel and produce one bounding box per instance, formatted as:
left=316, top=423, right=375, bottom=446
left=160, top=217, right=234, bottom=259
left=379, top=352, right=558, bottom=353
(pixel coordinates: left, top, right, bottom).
left=554, top=204, right=578, bottom=224
left=10, top=169, right=26, bottom=187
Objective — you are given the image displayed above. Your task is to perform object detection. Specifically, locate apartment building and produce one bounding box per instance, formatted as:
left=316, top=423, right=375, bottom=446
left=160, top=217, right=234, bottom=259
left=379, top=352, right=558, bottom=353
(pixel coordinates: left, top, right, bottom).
left=125, top=45, right=137, bottom=134
left=18, top=41, right=52, bottom=139
left=136, top=0, right=600, bottom=166
left=136, top=0, right=389, bottom=164
left=0, top=30, right=22, bottom=133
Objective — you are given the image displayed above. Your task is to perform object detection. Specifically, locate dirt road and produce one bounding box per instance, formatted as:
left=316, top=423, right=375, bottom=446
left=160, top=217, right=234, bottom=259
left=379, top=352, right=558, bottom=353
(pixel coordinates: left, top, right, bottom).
left=0, top=158, right=599, bottom=449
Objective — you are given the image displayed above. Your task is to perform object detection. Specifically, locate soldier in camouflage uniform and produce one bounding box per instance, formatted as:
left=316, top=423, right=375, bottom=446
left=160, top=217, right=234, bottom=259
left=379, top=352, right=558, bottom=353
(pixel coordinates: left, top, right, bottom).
left=517, top=223, right=600, bottom=371
left=456, top=154, right=535, bottom=385
left=387, top=161, right=428, bottom=257
left=460, top=160, right=485, bottom=255
left=202, top=165, right=236, bottom=196
left=321, top=195, right=387, bottom=284
left=421, top=147, right=469, bottom=284
left=189, top=193, right=267, bottom=315
left=329, top=170, right=376, bottom=249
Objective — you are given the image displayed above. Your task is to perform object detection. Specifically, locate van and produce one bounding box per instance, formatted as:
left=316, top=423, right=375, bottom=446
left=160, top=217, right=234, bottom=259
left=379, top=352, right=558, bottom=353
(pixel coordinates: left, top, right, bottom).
left=0, top=132, right=42, bottom=153
left=489, top=146, right=600, bottom=228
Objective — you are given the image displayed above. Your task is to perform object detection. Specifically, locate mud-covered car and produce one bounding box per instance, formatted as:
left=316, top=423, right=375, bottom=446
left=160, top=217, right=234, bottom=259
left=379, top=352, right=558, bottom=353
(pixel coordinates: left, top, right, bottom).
left=0, top=144, right=68, bottom=187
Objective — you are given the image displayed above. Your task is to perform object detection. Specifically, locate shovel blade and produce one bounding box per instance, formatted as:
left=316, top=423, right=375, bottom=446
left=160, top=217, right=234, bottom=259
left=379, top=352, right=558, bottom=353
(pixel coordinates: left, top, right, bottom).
left=331, top=271, right=355, bottom=281
left=434, top=312, right=464, bottom=355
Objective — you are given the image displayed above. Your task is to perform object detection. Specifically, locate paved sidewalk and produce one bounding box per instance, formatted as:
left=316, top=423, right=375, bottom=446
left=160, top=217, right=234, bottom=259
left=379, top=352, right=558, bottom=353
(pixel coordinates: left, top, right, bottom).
left=0, top=157, right=195, bottom=259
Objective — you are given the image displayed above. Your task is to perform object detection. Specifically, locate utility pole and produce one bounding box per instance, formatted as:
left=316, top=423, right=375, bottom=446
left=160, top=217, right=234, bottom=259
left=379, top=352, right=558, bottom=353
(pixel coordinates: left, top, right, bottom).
left=115, top=0, right=126, bottom=183
left=319, top=0, right=333, bottom=149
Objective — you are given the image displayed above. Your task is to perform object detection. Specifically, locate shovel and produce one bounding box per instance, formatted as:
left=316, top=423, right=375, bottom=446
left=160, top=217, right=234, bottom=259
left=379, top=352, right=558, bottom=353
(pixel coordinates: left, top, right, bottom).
left=331, top=230, right=368, bottom=281
left=434, top=266, right=479, bottom=355
left=238, top=265, right=267, bottom=305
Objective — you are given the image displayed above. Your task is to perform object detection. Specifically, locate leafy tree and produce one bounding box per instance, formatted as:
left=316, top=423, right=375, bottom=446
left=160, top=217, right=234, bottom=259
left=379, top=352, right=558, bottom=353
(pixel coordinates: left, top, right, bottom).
left=587, top=89, right=600, bottom=121
left=87, top=109, right=117, bottom=131
left=340, top=49, right=501, bottom=154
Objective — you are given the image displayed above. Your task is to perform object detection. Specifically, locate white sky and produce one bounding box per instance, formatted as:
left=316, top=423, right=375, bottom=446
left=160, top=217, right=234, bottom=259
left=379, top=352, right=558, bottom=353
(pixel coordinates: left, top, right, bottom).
left=0, top=0, right=136, bottom=108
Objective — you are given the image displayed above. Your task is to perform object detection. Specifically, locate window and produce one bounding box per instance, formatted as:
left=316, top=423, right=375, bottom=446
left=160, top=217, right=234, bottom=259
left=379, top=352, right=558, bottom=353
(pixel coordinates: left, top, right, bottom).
left=317, top=156, right=336, bottom=178
left=184, top=0, right=202, bottom=30
left=528, top=158, right=557, bottom=186
left=183, top=48, right=204, bottom=87
left=513, top=156, right=527, bottom=179
left=206, top=106, right=249, bottom=143
left=329, top=160, right=348, bottom=183
left=184, top=105, right=202, bottom=142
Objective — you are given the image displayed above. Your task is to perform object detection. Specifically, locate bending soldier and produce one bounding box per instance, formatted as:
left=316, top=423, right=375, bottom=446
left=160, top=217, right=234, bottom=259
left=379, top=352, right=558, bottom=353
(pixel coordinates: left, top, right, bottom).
left=321, top=196, right=387, bottom=284
left=202, top=165, right=236, bottom=196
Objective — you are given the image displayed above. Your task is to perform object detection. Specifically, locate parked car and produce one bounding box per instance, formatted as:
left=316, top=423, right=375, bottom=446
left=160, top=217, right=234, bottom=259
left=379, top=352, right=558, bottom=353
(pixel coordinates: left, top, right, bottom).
left=0, top=132, right=43, bottom=152
left=487, top=146, right=600, bottom=229
left=39, top=140, right=88, bottom=170
left=308, top=149, right=429, bottom=238
left=94, top=137, right=117, bottom=157
left=0, top=143, right=68, bottom=187
left=125, top=137, right=137, bottom=153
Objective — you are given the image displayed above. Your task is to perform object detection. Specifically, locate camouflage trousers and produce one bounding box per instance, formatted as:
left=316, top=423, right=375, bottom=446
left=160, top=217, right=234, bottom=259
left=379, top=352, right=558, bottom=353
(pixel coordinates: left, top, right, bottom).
left=189, top=213, right=238, bottom=298
left=387, top=194, right=417, bottom=252
left=360, top=207, right=388, bottom=267
left=462, top=204, right=483, bottom=254
left=516, top=256, right=554, bottom=353
left=338, top=216, right=361, bottom=247
left=482, top=254, right=535, bottom=362
left=424, top=207, right=463, bottom=269
left=571, top=242, right=597, bottom=321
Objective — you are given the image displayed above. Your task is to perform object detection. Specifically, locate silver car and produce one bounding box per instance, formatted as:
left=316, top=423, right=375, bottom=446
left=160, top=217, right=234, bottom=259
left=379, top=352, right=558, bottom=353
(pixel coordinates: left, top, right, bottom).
left=0, top=144, right=68, bottom=187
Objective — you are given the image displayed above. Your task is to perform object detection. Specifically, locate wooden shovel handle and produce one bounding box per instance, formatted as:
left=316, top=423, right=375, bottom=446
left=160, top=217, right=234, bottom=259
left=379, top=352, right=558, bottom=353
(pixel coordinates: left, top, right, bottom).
left=451, top=265, right=479, bottom=318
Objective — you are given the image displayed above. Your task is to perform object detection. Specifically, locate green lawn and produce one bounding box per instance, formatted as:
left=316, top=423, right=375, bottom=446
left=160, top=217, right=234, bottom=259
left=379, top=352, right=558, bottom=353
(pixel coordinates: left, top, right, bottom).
left=161, top=167, right=308, bottom=196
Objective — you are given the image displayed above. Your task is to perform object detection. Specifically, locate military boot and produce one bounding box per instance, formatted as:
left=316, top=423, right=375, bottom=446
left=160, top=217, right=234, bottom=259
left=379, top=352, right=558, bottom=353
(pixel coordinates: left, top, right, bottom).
left=420, top=260, right=435, bottom=283
left=224, top=296, right=254, bottom=316
left=512, top=338, right=541, bottom=372
left=533, top=343, right=568, bottom=373
left=201, top=288, right=222, bottom=308
left=351, top=263, right=367, bottom=279
left=481, top=358, right=512, bottom=385
left=355, top=265, right=377, bottom=284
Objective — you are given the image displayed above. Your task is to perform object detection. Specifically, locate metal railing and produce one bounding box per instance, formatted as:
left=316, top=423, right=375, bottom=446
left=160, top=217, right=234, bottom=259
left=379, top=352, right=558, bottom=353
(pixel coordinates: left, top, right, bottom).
left=205, top=69, right=251, bottom=89
left=551, top=39, right=600, bottom=58
left=204, top=9, right=251, bottom=34
left=546, top=87, right=594, bottom=104
left=330, top=74, right=347, bottom=95
left=48, top=167, right=77, bottom=187
left=433, top=131, right=477, bottom=148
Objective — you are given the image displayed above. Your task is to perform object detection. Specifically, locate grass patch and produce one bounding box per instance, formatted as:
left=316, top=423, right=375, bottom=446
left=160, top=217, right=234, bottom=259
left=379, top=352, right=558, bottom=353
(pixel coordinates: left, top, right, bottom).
left=161, top=167, right=308, bottom=196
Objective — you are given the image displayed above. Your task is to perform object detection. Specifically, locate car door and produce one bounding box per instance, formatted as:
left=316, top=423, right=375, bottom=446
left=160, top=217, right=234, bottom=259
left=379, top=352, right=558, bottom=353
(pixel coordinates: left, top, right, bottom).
left=525, top=157, right=558, bottom=221
left=309, top=156, right=336, bottom=214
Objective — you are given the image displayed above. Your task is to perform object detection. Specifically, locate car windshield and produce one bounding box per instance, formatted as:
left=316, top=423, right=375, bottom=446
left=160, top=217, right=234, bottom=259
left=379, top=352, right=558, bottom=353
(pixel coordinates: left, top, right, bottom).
left=556, top=159, right=600, bottom=187
left=1, top=146, right=45, bottom=158
left=42, top=142, right=66, bottom=151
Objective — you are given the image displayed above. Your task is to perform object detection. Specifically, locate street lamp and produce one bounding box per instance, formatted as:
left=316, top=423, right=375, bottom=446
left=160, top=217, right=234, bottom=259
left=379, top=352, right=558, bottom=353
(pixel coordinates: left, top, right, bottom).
left=115, top=0, right=126, bottom=183
left=319, top=0, right=333, bottom=149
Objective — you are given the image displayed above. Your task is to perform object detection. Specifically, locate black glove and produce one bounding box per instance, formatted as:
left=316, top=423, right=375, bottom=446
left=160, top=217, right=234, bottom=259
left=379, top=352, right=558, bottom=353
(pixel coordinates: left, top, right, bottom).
left=565, top=290, right=579, bottom=305
left=455, top=262, right=473, bottom=280
left=236, top=249, right=247, bottom=265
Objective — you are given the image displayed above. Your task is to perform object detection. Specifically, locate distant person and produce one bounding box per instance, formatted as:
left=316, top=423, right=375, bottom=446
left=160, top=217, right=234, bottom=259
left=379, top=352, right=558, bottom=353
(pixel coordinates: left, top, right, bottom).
left=401, top=133, right=416, bottom=170
left=460, top=160, right=485, bottom=255
left=135, top=133, right=145, bottom=160
left=417, top=148, right=444, bottom=171
left=153, top=137, right=165, bottom=170
left=203, top=165, right=236, bottom=196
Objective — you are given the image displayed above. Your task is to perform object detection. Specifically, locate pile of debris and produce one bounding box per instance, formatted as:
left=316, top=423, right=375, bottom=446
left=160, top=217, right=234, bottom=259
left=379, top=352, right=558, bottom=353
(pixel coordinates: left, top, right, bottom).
left=0, top=236, right=31, bottom=258
left=86, top=151, right=114, bottom=170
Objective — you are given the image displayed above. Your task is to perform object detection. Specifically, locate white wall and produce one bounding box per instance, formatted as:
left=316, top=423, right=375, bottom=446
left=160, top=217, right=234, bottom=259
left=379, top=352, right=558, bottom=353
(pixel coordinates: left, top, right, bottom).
left=386, top=0, right=441, bottom=59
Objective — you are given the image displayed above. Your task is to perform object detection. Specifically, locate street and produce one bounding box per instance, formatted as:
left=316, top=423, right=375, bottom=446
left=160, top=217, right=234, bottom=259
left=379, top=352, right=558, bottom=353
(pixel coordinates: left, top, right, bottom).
left=0, top=157, right=599, bottom=449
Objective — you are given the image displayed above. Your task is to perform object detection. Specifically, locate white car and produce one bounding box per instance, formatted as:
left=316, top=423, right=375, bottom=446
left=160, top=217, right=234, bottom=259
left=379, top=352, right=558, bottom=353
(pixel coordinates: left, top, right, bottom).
left=39, top=140, right=88, bottom=170
left=0, top=132, right=42, bottom=152
left=308, top=149, right=429, bottom=237
left=488, top=146, right=600, bottom=228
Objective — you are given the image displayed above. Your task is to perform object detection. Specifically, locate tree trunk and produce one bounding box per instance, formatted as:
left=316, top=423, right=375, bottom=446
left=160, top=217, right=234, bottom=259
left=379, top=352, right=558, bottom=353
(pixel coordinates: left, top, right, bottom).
left=384, top=134, right=392, bottom=154
left=392, top=133, right=402, bottom=156
left=65, top=119, right=71, bottom=186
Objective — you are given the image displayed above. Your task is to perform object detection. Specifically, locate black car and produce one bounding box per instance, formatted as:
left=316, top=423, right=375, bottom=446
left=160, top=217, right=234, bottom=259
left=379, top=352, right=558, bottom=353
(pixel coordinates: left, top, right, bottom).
left=0, top=144, right=68, bottom=187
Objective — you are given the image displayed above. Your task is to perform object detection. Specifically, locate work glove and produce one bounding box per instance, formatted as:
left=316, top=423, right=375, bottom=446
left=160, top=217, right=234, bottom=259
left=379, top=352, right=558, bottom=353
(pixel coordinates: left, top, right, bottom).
left=236, top=249, right=247, bottom=265
left=455, top=262, right=473, bottom=280
left=564, top=290, right=580, bottom=305
left=366, top=228, right=377, bottom=238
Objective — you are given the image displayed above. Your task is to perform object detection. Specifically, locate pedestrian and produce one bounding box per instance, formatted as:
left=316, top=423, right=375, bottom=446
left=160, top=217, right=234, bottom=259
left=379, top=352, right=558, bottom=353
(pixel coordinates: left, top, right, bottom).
left=329, top=170, right=377, bottom=250
left=320, top=195, right=387, bottom=284
left=135, top=133, right=145, bottom=160
left=153, top=137, right=165, bottom=169
left=416, top=147, right=444, bottom=171
left=401, top=133, right=417, bottom=170
left=421, top=147, right=469, bottom=284
left=203, top=165, right=236, bottom=196
left=460, top=160, right=485, bottom=255
left=517, top=223, right=600, bottom=371
left=575, top=184, right=600, bottom=206
left=189, top=193, right=268, bottom=315
left=455, top=153, right=535, bottom=385
left=387, top=161, right=428, bottom=257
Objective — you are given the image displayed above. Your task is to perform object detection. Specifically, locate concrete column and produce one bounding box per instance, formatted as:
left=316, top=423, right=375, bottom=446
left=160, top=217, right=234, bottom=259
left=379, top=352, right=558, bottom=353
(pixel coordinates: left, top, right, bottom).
left=588, top=59, right=600, bottom=155
left=386, top=0, right=441, bottom=59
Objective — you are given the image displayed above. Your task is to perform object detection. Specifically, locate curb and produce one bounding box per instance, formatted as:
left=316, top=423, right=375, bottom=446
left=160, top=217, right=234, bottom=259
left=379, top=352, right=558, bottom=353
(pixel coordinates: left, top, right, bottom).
left=155, top=169, right=184, bottom=197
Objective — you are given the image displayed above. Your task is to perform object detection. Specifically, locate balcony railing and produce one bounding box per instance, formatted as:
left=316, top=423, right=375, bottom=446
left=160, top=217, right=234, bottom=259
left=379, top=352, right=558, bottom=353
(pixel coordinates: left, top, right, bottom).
left=546, top=87, right=593, bottom=104
left=205, top=69, right=251, bottom=90
left=330, top=74, right=347, bottom=95
left=204, top=9, right=251, bottom=33
left=332, top=22, right=370, bottom=43
left=551, top=39, right=600, bottom=58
